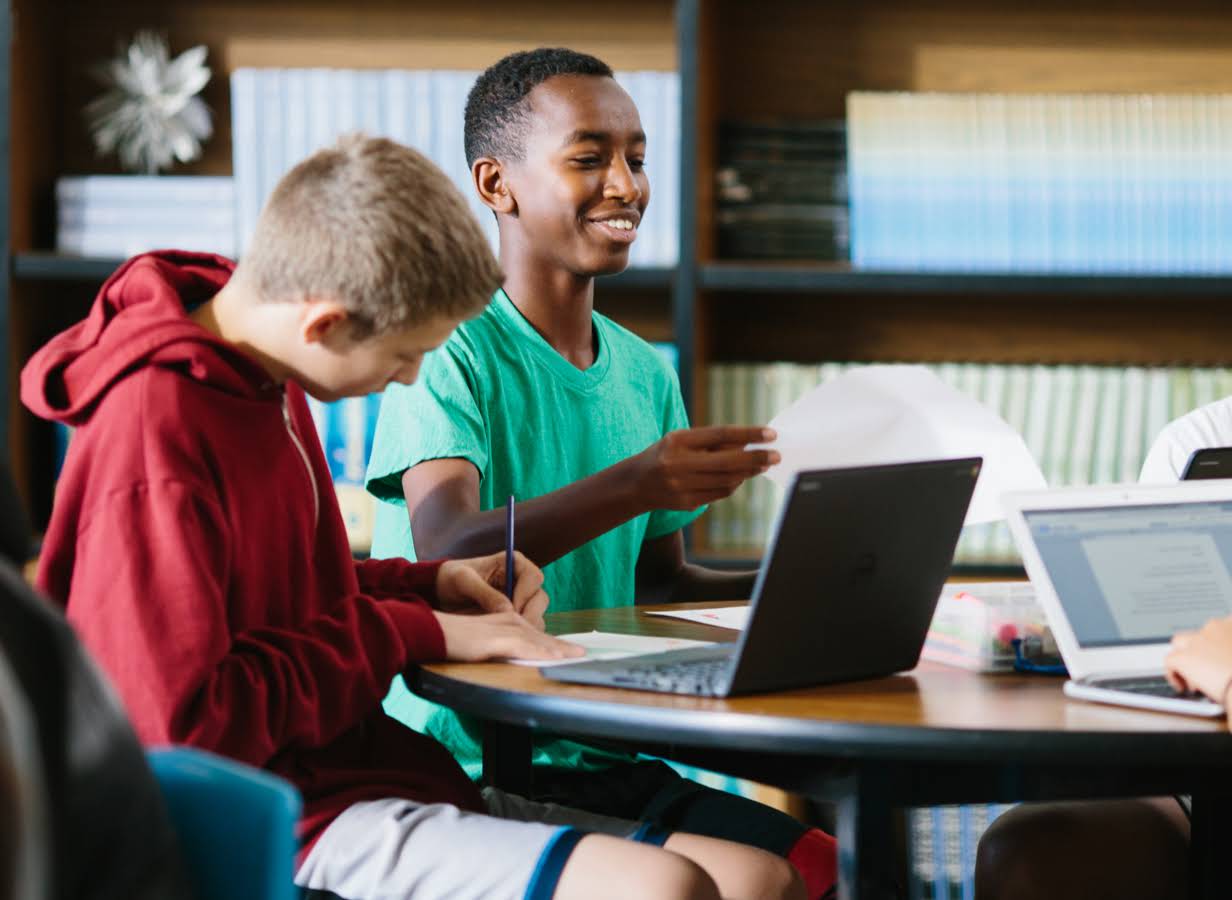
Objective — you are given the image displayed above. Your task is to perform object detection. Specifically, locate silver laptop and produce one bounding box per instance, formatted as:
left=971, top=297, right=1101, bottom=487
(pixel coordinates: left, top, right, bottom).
left=1004, top=482, right=1232, bottom=717
left=544, top=457, right=981, bottom=697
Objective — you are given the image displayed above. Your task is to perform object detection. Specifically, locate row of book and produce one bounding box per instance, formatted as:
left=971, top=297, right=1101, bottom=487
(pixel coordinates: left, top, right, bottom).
left=230, top=67, right=681, bottom=268
left=847, top=92, right=1232, bottom=273
left=704, top=361, right=1232, bottom=566
left=54, top=175, right=237, bottom=258
left=716, top=120, right=848, bottom=261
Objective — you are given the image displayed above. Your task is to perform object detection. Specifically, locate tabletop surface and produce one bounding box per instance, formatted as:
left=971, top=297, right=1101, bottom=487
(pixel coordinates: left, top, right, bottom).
left=411, top=601, right=1232, bottom=764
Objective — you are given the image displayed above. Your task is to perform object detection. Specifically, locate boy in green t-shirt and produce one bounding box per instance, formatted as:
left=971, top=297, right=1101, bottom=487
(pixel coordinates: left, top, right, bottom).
left=367, top=48, right=836, bottom=897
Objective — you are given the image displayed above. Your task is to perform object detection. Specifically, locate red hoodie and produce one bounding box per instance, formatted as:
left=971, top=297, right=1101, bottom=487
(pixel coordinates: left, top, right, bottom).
left=21, top=251, right=484, bottom=855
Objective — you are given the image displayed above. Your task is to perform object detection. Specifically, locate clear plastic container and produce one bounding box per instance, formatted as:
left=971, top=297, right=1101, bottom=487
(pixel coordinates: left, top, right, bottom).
left=922, top=581, right=1053, bottom=672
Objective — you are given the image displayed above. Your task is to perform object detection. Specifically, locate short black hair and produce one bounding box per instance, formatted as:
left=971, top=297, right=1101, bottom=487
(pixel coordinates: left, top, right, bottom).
left=464, top=47, right=614, bottom=166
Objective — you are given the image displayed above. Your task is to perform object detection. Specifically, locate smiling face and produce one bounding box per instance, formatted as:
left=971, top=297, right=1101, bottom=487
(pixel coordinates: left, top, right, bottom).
left=500, top=74, right=649, bottom=276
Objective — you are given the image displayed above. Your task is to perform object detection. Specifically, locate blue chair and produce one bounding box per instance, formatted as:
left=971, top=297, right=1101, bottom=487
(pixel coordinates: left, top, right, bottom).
left=148, top=746, right=302, bottom=900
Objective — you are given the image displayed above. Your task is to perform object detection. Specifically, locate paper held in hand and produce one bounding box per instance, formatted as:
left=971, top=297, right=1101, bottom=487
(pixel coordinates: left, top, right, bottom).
left=750, top=365, right=1047, bottom=524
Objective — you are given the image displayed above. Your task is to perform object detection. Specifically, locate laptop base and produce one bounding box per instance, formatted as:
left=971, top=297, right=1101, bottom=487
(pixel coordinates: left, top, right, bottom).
left=1064, top=677, right=1225, bottom=718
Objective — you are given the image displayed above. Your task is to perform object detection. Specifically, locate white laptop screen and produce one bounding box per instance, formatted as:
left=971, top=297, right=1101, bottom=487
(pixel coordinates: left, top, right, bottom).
left=1024, top=501, right=1232, bottom=648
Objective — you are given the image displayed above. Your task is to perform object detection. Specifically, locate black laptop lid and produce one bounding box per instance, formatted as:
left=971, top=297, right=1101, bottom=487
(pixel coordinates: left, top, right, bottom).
left=727, top=457, right=981, bottom=694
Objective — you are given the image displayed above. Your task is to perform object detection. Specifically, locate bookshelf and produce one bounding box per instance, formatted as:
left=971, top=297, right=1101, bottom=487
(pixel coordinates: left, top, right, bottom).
left=676, top=0, right=1232, bottom=564
left=9, top=0, right=1232, bottom=562
left=3, top=0, right=679, bottom=526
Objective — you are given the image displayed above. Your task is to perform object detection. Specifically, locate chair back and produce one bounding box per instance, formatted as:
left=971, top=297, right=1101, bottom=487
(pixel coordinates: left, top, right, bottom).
left=147, top=746, right=302, bottom=900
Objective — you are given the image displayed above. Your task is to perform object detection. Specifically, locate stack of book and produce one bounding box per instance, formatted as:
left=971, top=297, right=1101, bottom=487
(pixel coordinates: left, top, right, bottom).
left=847, top=92, right=1232, bottom=272
left=230, top=68, right=680, bottom=267
left=704, top=361, right=1232, bottom=565
left=715, top=120, right=848, bottom=260
left=55, top=175, right=236, bottom=259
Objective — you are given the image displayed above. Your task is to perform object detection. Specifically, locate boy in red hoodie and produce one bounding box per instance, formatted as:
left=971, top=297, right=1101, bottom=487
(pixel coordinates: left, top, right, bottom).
left=22, top=136, right=803, bottom=900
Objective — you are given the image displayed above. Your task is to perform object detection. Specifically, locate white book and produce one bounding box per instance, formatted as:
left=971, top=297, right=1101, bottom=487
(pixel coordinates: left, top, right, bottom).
left=1043, top=364, right=1075, bottom=486
left=230, top=68, right=261, bottom=255
left=1067, top=365, right=1101, bottom=486
left=1091, top=366, right=1123, bottom=486
left=1142, top=367, right=1172, bottom=467
left=382, top=69, right=412, bottom=146
left=1023, top=365, right=1054, bottom=485
left=56, top=175, right=235, bottom=206
left=661, top=72, right=681, bottom=267
left=1118, top=367, right=1148, bottom=481
left=58, top=204, right=234, bottom=229
left=330, top=68, right=359, bottom=135
left=356, top=69, right=384, bottom=132
left=306, top=68, right=336, bottom=153
left=56, top=229, right=236, bottom=258
left=282, top=69, right=312, bottom=172
left=258, top=68, right=287, bottom=231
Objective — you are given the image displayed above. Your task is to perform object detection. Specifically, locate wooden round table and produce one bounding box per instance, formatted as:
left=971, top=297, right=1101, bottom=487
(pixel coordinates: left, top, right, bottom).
left=409, top=602, right=1232, bottom=899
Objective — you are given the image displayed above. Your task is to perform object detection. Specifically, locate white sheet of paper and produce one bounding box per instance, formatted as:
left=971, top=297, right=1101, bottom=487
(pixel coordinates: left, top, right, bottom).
left=506, top=631, right=716, bottom=667
left=752, top=365, right=1046, bottom=524
left=642, top=606, right=751, bottom=631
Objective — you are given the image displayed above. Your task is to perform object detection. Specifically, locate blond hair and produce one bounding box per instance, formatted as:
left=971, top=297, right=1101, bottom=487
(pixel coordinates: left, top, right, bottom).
left=236, top=134, right=502, bottom=336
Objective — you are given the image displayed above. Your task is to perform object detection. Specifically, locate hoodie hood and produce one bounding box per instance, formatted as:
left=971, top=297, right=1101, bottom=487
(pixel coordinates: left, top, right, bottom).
left=21, top=250, right=270, bottom=426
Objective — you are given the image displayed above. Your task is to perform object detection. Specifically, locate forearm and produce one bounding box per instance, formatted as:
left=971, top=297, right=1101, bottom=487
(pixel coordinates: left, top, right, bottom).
left=413, top=457, right=650, bottom=564
left=637, top=564, right=758, bottom=605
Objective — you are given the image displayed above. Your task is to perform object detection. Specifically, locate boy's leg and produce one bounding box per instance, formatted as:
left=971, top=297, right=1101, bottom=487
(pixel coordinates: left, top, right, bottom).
left=533, top=759, right=837, bottom=897
left=296, top=794, right=803, bottom=900
left=486, top=786, right=805, bottom=900
left=974, top=797, right=1189, bottom=900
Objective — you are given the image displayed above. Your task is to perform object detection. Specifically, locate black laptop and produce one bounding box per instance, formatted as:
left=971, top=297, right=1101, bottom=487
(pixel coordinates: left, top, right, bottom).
left=544, top=457, right=981, bottom=697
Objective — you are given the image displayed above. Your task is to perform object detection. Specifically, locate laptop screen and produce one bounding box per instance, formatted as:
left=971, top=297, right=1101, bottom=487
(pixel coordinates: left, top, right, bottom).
left=1024, top=501, right=1232, bottom=648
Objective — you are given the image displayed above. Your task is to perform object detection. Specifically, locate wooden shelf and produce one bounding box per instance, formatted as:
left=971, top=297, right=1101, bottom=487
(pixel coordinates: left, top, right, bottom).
left=699, top=262, right=1232, bottom=298
left=13, top=252, right=674, bottom=290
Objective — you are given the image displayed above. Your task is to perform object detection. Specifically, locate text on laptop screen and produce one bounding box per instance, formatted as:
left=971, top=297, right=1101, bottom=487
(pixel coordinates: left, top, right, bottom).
left=1024, top=501, right=1232, bottom=648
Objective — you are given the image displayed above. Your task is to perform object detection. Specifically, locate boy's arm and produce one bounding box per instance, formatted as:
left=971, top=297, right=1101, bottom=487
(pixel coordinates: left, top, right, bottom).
left=70, top=482, right=466, bottom=768
left=354, top=556, right=444, bottom=598
left=633, top=530, right=758, bottom=605
left=404, top=426, right=777, bottom=565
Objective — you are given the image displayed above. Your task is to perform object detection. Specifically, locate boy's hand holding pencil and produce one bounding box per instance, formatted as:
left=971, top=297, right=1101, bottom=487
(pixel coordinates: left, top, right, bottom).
left=435, top=551, right=549, bottom=628
left=630, top=426, right=780, bottom=509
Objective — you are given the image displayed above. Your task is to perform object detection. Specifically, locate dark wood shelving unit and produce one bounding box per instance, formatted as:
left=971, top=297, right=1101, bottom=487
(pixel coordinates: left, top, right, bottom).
left=699, top=261, right=1232, bottom=298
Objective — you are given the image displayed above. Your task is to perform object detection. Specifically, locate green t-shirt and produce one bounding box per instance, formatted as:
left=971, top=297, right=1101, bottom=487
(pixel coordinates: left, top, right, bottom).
left=366, top=288, right=702, bottom=776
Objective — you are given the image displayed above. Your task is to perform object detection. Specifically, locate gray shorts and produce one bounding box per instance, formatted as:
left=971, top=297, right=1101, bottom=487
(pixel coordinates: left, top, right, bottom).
left=295, top=788, right=668, bottom=900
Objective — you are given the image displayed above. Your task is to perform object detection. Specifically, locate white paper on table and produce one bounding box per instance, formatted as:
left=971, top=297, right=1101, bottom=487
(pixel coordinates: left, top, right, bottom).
left=506, top=631, right=716, bottom=667
left=643, top=606, right=751, bottom=631
left=752, top=365, right=1047, bottom=525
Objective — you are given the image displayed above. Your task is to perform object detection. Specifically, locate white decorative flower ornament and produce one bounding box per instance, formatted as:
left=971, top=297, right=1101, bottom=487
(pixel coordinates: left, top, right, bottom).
left=85, top=31, right=213, bottom=174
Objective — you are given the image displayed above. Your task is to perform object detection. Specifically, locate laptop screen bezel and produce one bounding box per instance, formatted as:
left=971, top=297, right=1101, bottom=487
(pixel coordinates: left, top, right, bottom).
left=1003, top=480, right=1232, bottom=681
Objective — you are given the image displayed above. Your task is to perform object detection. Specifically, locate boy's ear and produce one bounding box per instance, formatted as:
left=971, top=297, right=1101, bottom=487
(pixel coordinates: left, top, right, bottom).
left=300, top=300, right=353, bottom=346
left=473, top=157, right=516, bottom=215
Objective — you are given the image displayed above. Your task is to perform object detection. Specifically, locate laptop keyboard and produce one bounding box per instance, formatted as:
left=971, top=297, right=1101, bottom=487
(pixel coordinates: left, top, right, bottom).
left=603, top=657, right=733, bottom=696
left=1091, top=675, right=1208, bottom=701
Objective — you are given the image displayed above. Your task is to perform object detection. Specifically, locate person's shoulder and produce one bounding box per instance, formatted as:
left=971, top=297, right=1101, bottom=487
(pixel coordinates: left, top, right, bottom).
left=1165, top=397, right=1232, bottom=447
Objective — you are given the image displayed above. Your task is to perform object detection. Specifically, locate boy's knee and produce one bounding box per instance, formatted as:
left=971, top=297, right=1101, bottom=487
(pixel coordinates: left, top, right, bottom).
left=653, top=855, right=721, bottom=900
left=723, top=847, right=806, bottom=900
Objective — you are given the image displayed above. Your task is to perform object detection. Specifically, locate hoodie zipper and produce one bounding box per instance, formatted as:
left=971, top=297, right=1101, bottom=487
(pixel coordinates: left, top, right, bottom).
left=281, top=392, right=320, bottom=528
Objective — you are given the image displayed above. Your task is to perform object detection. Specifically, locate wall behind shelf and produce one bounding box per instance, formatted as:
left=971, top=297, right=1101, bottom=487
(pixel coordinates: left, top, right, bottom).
left=712, top=0, right=1232, bottom=122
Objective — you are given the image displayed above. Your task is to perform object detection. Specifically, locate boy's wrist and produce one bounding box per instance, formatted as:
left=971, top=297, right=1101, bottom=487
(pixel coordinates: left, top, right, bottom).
left=614, top=453, right=653, bottom=516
